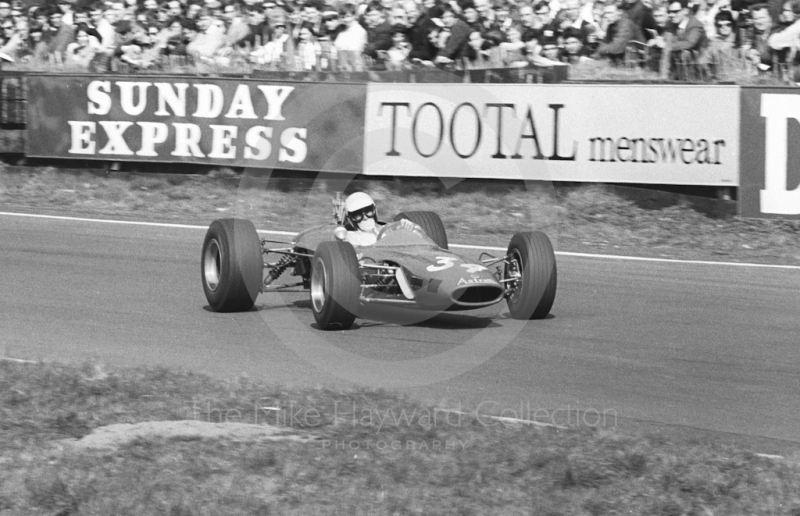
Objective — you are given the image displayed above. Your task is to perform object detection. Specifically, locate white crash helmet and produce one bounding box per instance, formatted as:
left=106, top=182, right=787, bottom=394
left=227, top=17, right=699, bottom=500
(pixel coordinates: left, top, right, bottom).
left=343, top=192, right=377, bottom=230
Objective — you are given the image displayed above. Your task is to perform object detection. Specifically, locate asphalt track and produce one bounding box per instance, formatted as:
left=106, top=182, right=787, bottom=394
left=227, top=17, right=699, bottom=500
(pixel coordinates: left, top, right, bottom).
left=2, top=212, right=799, bottom=449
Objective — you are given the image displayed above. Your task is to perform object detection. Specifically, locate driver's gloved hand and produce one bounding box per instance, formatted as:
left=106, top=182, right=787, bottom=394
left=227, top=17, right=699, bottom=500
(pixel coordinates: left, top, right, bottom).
left=398, top=219, right=419, bottom=230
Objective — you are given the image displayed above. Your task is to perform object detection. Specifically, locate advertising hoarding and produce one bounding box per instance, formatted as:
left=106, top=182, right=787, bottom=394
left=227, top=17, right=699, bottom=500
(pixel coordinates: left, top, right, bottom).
left=363, top=84, right=740, bottom=186
left=740, top=87, right=800, bottom=219
left=26, top=74, right=366, bottom=172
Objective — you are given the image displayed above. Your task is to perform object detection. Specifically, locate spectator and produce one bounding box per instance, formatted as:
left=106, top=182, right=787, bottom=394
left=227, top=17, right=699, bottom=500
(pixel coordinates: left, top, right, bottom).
left=0, top=1, right=11, bottom=23
left=622, top=0, right=658, bottom=38
left=27, top=22, right=49, bottom=61
left=241, top=6, right=268, bottom=46
left=519, top=4, right=538, bottom=40
left=65, top=25, right=97, bottom=67
left=187, top=15, right=227, bottom=61
left=463, top=3, right=481, bottom=31
left=709, top=8, right=739, bottom=54
left=499, top=22, right=527, bottom=65
left=162, top=17, right=188, bottom=55
left=223, top=3, right=251, bottom=46
left=651, top=2, right=669, bottom=34
left=741, top=3, right=775, bottom=69
left=562, top=25, right=594, bottom=61
left=464, top=27, right=493, bottom=64
left=321, top=10, right=344, bottom=40
left=388, top=4, right=409, bottom=29
left=586, top=0, right=608, bottom=39
left=539, top=33, right=561, bottom=59
left=405, top=0, right=436, bottom=58
left=302, top=0, right=324, bottom=36
left=73, top=8, right=101, bottom=43
left=769, top=0, right=800, bottom=48
left=435, top=2, right=472, bottom=63
left=362, top=1, right=392, bottom=59
left=56, top=0, right=75, bottom=27
left=409, top=15, right=441, bottom=61
left=494, top=1, right=512, bottom=31
left=334, top=3, right=367, bottom=57
left=250, top=22, right=289, bottom=67
left=46, top=9, right=76, bottom=57
left=95, top=4, right=120, bottom=50
left=0, top=17, right=22, bottom=60
left=474, top=0, right=505, bottom=44
left=594, top=2, right=633, bottom=62
left=382, top=27, right=410, bottom=68
left=768, top=0, right=800, bottom=73
left=422, top=0, right=445, bottom=19
left=557, top=0, right=593, bottom=44
left=649, top=0, right=708, bottom=53
left=295, top=24, right=320, bottom=68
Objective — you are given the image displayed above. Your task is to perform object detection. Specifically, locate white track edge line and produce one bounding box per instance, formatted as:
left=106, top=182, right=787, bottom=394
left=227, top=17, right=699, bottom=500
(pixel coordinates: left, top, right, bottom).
left=0, top=357, right=38, bottom=364
left=3, top=211, right=799, bottom=270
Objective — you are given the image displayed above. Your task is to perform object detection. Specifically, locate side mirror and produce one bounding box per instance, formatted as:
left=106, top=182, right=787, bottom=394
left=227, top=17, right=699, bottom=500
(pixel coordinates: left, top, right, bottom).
left=334, top=226, right=348, bottom=241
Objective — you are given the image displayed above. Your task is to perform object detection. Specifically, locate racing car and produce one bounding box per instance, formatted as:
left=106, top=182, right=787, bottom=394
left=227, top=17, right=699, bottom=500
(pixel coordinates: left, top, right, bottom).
left=201, top=194, right=557, bottom=330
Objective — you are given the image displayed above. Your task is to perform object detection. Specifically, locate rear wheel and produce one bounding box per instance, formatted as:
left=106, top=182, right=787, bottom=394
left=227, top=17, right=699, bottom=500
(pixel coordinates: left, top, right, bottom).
left=505, top=231, right=557, bottom=320
left=393, top=211, right=448, bottom=249
left=310, top=241, right=361, bottom=330
left=202, top=219, right=263, bottom=312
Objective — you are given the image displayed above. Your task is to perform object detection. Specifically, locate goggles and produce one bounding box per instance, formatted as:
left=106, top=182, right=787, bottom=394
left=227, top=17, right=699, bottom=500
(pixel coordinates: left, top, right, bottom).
left=348, top=205, right=376, bottom=223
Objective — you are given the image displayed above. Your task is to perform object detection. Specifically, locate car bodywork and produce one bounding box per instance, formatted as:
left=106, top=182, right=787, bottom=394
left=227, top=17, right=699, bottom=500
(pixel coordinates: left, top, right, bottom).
left=279, top=222, right=506, bottom=312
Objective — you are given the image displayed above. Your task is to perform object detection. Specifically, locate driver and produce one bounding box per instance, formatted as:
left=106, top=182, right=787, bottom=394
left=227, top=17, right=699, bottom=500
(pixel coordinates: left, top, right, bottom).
left=342, top=192, right=416, bottom=246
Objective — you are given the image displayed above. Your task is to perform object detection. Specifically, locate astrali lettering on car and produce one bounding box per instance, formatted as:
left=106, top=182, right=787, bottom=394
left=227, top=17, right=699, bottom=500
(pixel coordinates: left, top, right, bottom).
left=457, top=277, right=496, bottom=286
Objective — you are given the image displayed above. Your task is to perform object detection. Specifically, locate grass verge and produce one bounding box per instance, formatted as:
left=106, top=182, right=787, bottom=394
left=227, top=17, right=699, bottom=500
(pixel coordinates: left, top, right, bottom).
left=1, top=360, right=800, bottom=516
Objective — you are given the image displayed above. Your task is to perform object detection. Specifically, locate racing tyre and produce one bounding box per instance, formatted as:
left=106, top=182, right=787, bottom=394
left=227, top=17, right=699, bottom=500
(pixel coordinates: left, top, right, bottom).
left=393, top=211, right=449, bottom=249
left=310, top=241, right=360, bottom=330
left=202, top=219, right=263, bottom=312
left=505, top=231, right=557, bottom=320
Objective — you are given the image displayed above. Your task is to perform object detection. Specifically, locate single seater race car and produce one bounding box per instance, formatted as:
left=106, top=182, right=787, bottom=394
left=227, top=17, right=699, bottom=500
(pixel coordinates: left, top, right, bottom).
left=201, top=195, right=557, bottom=330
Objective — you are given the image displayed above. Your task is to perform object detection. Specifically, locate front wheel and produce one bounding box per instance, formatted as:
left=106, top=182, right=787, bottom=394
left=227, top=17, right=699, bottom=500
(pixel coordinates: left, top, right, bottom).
left=202, top=219, right=263, bottom=312
left=310, top=241, right=361, bottom=330
left=504, top=231, right=557, bottom=320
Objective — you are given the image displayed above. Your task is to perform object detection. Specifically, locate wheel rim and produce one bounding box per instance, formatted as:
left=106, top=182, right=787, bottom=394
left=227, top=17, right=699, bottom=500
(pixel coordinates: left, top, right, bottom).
left=203, top=238, right=222, bottom=292
left=505, top=250, right=523, bottom=303
left=310, top=258, right=327, bottom=313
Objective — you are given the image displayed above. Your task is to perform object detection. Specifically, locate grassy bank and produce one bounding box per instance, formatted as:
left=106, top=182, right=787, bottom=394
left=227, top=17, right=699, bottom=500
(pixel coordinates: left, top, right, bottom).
left=1, top=165, right=799, bottom=266
left=1, top=360, right=799, bottom=516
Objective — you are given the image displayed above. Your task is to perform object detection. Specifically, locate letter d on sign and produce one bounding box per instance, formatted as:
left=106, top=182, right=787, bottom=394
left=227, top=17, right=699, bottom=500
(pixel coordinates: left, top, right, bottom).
left=760, top=94, right=800, bottom=215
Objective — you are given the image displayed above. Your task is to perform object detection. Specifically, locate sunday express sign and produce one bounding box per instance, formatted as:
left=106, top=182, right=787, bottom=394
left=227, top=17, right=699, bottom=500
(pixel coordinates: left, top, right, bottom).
left=363, top=84, right=739, bottom=185
left=26, top=75, right=366, bottom=172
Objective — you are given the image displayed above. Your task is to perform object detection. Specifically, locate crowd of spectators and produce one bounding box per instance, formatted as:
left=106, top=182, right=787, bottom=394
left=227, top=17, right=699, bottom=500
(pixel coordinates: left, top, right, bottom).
left=0, top=0, right=798, bottom=79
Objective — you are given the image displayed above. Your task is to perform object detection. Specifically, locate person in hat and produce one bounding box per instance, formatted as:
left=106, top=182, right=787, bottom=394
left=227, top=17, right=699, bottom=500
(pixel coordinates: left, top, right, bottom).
left=320, top=9, right=343, bottom=39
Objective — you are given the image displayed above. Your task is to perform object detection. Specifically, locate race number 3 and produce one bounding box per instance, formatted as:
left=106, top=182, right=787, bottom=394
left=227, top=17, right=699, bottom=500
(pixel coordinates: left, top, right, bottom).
left=427, top=257, right=457, bottom=271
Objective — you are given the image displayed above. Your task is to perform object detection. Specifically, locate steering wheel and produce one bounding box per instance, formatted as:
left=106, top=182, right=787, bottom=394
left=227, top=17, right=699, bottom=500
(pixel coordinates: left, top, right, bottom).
left=377, top=220, right=423, bottom=241
left=376, top=222, right=398, bottom=241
